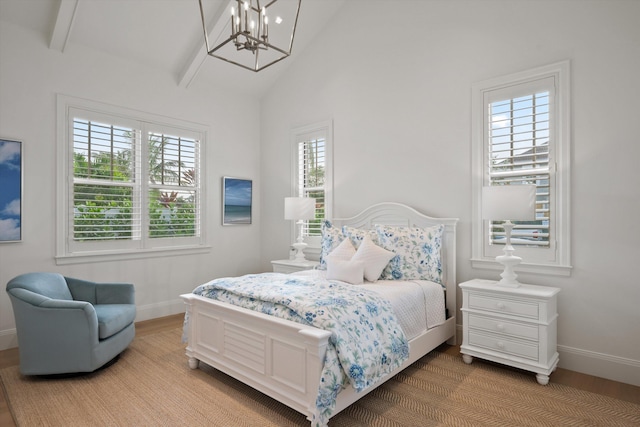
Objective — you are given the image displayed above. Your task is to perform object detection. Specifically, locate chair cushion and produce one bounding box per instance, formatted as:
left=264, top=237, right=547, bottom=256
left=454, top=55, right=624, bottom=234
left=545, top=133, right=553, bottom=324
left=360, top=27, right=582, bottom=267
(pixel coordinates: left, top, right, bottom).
left=94, top=304, right=136, bottom=340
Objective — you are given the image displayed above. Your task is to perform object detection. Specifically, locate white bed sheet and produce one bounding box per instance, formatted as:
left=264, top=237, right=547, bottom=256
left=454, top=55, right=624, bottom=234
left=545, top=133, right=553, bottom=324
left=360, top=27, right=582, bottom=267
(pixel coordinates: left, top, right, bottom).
left=292, top=270, right=446, bottom=340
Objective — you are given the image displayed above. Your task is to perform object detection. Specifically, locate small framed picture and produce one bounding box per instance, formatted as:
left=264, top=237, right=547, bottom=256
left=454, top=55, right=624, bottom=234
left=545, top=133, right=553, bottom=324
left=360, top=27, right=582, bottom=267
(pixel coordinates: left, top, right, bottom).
left=0, top=138, right=22, bottom=242
left=222, top=177, right=252, bottom=225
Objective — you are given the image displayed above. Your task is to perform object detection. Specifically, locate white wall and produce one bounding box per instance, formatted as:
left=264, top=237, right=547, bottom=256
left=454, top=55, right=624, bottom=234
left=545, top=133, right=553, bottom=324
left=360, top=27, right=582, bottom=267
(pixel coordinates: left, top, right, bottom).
left=2, top=0, right=638, bottom=387
left=0, top=22, right=263, bottom=348
left=260, top=0, right=640, bottom=385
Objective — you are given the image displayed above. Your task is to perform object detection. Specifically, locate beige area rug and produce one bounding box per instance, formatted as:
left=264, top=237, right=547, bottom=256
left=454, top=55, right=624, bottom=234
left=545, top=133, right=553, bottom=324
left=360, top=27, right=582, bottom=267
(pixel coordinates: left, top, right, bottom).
left=1, top=327, right=639, bottom=426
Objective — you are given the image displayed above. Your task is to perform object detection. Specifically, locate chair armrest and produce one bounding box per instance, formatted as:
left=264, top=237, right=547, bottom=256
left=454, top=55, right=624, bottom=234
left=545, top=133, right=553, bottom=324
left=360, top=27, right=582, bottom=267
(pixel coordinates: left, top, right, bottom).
left=7, top=288, right=50, bottom=306
left=8, top=287, right=94, bottom=312
left=39, top=298, right=93, bottom=310
left=96, top=282, right=135, bottom=305
left=7, top=289, right=100, bottom=345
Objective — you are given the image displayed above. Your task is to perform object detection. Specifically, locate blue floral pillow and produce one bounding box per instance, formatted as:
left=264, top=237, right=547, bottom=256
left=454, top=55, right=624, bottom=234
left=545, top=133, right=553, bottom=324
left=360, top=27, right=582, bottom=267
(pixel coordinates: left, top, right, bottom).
left=375, top=224, right=444, bottom=284
left=342, top=225, right=379, bottom=248
left=319, top=220, right=344, bottom=270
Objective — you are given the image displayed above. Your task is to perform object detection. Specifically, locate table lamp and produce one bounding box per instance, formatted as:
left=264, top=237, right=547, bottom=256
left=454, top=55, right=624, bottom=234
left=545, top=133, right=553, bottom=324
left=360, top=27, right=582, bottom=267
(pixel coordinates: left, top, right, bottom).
left=284, top=197, right=316, bottom=262
left=482, top=185, right=537, bottom=287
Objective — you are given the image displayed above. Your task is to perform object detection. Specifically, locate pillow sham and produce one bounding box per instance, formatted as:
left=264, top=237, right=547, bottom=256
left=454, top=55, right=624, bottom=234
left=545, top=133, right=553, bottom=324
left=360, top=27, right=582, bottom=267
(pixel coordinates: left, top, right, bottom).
left=319, top=220, right=345, bottom=270
left=342, top=225, right=379, bottom=248
left=375, top=224, right=444, bottom=284
left=351, top=235, right=395, bottom=282
left=325, top=257, right=365, bottom=285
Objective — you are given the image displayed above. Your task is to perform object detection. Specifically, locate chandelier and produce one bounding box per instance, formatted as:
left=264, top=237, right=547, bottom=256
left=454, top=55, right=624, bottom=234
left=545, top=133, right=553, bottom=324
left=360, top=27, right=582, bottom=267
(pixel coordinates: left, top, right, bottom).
left=198, top=0, right=302, bottom=72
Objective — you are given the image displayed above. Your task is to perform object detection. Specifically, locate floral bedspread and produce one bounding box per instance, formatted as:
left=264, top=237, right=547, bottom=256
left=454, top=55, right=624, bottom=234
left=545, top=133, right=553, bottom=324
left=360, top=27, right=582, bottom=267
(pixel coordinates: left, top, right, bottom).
left=191, top=272, right=409, bottom=426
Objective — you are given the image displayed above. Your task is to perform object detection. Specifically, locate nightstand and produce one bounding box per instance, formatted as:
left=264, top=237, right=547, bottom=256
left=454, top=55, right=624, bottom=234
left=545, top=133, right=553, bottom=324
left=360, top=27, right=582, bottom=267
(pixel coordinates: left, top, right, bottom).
left=271, top=259, right=319, bottom=274
left=459, top=279, right=560, bottom=385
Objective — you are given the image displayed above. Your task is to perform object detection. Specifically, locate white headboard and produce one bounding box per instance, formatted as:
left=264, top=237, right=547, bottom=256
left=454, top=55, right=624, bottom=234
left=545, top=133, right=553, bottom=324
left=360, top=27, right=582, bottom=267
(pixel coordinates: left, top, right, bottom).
left=332, top=202, right=459, bottom=319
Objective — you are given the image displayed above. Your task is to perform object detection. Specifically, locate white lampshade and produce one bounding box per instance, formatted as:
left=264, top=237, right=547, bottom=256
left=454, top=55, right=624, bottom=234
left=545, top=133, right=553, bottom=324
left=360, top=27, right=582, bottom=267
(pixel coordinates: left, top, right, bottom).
left=482, top=185, right=537, bottom=221
left=284, top=197, right=316, bottom=220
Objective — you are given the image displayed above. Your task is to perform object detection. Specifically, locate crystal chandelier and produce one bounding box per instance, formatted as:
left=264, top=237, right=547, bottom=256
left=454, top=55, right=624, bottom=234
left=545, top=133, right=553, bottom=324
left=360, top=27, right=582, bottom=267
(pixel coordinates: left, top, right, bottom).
left=199, top=0, right=302, bottom=72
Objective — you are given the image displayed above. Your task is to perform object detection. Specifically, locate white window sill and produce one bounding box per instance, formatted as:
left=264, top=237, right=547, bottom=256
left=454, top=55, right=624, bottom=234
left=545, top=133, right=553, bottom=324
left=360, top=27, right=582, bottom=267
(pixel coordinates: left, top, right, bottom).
left=56, top=245, right=211, bottom=265
left=471, top=258, right=573, bottom=277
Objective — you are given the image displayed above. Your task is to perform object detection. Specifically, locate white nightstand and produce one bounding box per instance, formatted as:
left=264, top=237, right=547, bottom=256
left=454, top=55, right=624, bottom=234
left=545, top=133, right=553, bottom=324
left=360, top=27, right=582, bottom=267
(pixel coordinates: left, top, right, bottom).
left=459, top=279, right=560, bottom=385
left=271, top=259, right=319, bottom=274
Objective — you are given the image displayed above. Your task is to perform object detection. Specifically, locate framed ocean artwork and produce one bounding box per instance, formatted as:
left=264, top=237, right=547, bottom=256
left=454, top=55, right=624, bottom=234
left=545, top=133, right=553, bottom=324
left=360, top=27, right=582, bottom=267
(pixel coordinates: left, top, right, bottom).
left=0, top=138, right=22, bottom=242
left=222, top=177, right=252, bottom=225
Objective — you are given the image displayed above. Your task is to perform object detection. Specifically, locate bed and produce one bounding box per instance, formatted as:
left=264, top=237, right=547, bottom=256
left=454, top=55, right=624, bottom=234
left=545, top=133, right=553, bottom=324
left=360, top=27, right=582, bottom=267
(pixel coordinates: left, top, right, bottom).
left=181, top=202, right=458, bottom=426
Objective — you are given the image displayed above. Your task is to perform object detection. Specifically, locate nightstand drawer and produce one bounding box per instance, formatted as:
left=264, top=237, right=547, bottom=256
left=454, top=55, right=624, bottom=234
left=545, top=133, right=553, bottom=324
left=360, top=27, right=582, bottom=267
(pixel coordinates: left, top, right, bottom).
left=468, top=314, right=539, bottom=340
left=468, top=293, right=539, bottom=320
left=468, top=331, right=539, bottom=360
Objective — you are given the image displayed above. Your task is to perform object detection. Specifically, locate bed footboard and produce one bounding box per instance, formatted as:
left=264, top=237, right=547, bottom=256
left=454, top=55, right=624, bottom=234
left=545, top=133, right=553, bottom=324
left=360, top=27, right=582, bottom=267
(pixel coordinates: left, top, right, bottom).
left=181, top=293, right=331, bottom=423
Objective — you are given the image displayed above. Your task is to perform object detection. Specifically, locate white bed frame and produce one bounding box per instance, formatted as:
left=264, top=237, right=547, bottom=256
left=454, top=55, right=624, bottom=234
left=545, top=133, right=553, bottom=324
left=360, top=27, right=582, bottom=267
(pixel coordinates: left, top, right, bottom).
left=181, top=203, right=458, bottom=426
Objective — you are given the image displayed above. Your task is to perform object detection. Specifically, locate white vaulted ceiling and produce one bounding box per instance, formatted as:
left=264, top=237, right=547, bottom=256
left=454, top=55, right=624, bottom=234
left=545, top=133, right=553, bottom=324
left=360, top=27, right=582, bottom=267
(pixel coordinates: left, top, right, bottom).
left=0, top=0, right=345, bottom=97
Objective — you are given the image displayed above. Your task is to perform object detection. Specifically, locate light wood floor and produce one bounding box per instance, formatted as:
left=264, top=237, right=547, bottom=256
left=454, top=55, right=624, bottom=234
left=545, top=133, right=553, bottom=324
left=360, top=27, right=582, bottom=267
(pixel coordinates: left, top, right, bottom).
left=1, top=314, right=638, bottom=426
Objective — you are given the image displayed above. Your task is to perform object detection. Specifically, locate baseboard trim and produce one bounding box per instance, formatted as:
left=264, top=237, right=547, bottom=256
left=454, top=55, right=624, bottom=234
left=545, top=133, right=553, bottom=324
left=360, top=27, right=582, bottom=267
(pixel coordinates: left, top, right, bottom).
left=454, top=324, right=639, bottom=387
left=2, top=317, right=638, bottom=387
left=455, top=324, right=463, bottom=345
left=0, top=299, right=187, bottom=351
left=135, top=299, right=185, bottom=322
left=0, top=328, right=18, bottom=351
left=557, top=344, right=640, bottom=387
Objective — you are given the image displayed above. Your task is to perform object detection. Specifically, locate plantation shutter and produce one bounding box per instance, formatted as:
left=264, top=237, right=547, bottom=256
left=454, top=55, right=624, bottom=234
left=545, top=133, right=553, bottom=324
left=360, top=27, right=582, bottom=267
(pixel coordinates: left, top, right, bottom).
left=147, top=129, right=200, bottom=239
left=297, top=136, right=325, bottom=236
left=70, top=113, right=201, bottom=243
left=61, top=97, right=207, bottom=260
left=71, top=114, right=141, bottom=242
left=485, top=77, right=554, bottom=247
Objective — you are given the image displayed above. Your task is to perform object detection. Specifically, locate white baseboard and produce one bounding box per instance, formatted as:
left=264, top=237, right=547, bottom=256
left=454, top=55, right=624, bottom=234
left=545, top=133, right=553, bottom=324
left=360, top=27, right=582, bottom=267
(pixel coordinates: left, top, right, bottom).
left=558, top=344, right=640, bottom=387
left=0, top=328, right=18, bottom=351
left=2, top=318, right=638, bottom=387
left=135, top=298, right=185, bottom=322
left=0, top=299, right=187, bottom=352
left=454, top=324, right=639, bottom=387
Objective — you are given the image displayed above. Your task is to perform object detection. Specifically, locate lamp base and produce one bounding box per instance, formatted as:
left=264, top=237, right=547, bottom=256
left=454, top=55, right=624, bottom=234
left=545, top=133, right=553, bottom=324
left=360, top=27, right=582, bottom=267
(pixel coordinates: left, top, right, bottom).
left=495, top=253, right=522, bottom=287
left=291, top=242, right=308, bottom=262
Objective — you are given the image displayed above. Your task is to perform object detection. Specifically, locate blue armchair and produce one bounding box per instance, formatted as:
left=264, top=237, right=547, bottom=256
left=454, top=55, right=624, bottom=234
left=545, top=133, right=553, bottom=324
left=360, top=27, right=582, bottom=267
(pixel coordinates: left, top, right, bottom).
left=6, top=272, right=136, bottom=375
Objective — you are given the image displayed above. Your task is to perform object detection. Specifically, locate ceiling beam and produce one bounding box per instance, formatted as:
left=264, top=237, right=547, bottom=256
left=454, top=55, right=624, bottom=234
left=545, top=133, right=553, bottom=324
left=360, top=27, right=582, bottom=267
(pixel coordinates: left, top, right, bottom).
left=49, top=0, right=80, bottom=52
left=177, top=0, right=232, bottom=89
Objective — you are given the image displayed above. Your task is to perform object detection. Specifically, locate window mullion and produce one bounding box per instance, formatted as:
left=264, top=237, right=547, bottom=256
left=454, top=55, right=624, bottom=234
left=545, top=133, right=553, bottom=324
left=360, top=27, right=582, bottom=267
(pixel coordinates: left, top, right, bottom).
left=132, top=127, right=143, bottom=244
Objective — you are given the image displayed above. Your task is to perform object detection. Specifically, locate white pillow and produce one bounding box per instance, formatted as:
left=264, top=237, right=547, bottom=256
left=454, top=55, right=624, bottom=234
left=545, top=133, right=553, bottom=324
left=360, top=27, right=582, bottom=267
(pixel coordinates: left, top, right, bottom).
left=351, top=235, right=395, bottom=282
left=326, top=258, right=364, bottom=285
left=327, top=237, right=356, bottom=261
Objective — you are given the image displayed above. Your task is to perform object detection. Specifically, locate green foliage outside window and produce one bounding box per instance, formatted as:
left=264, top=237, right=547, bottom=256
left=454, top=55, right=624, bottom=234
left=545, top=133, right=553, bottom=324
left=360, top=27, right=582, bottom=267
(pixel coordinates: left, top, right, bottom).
left=73, top=132, right=197, bottom=241
left=148, top=188, right=196, bottom=237
left=73, top=183, right=133, bottom=240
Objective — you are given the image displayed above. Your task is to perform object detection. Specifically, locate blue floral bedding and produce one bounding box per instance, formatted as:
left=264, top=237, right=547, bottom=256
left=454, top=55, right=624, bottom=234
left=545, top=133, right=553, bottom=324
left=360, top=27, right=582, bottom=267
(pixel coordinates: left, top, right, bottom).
left=192, top=272, right=409, bottom=426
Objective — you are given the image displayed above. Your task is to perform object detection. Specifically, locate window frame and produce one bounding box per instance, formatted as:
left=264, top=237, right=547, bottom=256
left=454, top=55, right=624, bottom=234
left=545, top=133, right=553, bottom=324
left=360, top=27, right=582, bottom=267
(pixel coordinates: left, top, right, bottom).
left=56, top=95, right=209, bottom=264
left=290, top=120, right=333, bottom=258
left=471, top=61, right=572, bottom=276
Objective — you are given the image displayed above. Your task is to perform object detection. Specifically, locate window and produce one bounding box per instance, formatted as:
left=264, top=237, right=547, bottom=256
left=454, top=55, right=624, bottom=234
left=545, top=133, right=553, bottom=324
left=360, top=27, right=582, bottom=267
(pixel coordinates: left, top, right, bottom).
left=291, top=120, right=333, bottom=253
left=57, top=96, right=208, bottom=263
left=471, top=62, right=571, bottom=275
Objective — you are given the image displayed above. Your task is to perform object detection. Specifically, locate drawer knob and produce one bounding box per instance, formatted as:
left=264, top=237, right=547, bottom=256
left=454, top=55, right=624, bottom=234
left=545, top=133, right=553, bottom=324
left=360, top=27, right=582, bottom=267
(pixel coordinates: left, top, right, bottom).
left=497, top=341, right=505, bottom=349
left=496, top=323, right=505, bottom=331
left=497, top=302, right=506, bottom=309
